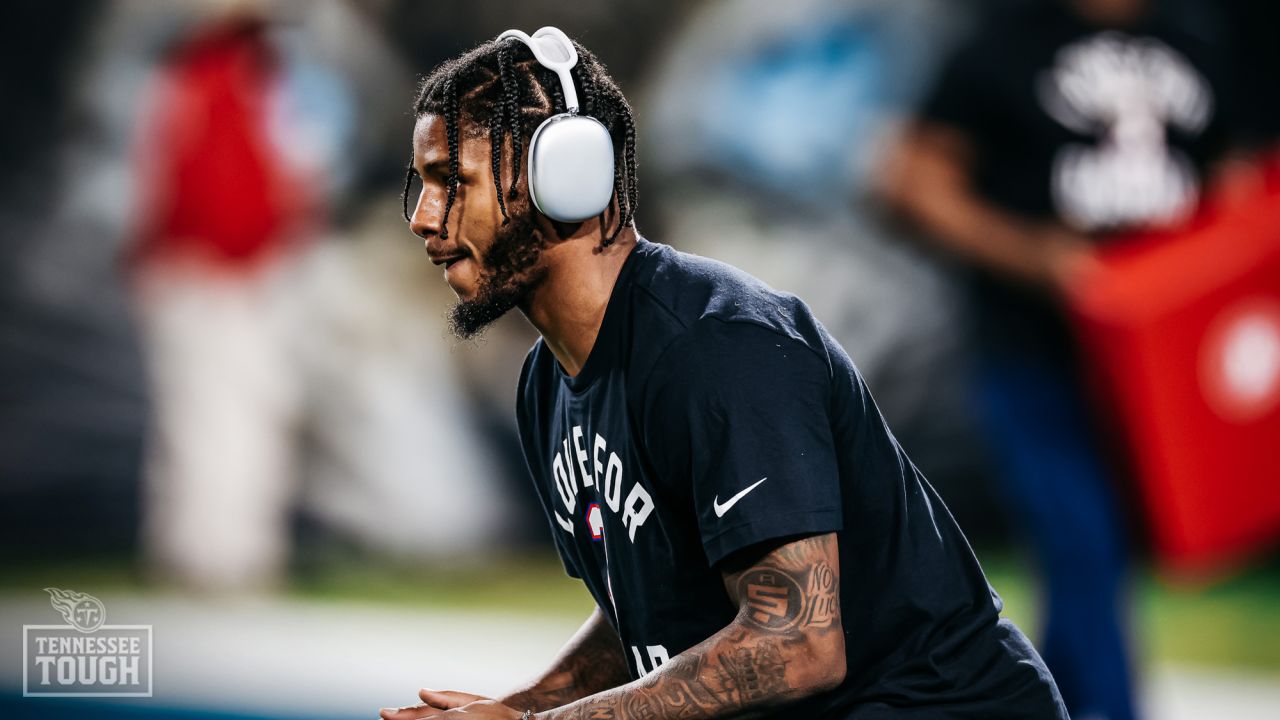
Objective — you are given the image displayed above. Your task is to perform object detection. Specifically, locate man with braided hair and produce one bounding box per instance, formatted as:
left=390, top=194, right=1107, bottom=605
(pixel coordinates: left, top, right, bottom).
left=382, top=31, right=1066, bottom=720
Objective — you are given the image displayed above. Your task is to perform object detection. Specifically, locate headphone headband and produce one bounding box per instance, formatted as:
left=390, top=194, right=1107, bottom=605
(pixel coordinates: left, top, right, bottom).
left=493, top=26, right=615, bottom=223
left=497, top=27, right=580, bottom=113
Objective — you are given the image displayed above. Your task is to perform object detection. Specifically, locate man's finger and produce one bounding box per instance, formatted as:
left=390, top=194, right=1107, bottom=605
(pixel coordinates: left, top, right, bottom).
left=418, top=689, right=487, bottom=708
left=379, top=704, right=445, bottom=720
left=417, top=686, right=486, bottom=702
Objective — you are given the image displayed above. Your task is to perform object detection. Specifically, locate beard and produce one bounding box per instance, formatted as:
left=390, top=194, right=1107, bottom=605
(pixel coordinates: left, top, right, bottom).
left=447, top=209, right=549, bottom=340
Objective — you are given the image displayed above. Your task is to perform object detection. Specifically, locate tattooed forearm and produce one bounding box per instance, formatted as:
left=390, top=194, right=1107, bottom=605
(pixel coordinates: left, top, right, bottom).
left=715, top=640, right=789, bottom=703
left=504, top=674, right=589, bottom=713
left=543, top=533, right=845, bottom=720
left=504, top=609, right=633, bottom=712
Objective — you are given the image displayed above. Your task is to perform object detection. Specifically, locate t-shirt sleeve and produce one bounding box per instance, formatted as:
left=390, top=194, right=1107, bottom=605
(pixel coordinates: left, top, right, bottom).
left=644, top=320, right=843, bottom=567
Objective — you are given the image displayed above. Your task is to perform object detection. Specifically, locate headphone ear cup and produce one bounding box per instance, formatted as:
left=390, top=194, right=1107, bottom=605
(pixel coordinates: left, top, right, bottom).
left=527, top=113, right=616, bottom=223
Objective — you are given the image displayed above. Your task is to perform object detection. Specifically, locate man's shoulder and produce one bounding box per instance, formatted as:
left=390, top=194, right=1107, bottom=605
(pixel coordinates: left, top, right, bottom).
left=631, top=239, right=817, bottom=344
left=628, top=240, right=832, bottom=389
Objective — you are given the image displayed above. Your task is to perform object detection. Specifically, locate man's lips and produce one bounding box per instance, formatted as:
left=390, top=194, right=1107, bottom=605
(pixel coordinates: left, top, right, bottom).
left=427, top=251, right=470, bottom=269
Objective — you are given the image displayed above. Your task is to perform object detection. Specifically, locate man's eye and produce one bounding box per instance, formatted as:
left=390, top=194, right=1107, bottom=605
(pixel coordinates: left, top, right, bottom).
left=419, top=166, right=447, bottom=182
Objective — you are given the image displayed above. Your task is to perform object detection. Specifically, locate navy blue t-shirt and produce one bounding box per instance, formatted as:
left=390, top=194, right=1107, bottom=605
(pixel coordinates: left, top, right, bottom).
left=516, top=238, right=1066, bottom=718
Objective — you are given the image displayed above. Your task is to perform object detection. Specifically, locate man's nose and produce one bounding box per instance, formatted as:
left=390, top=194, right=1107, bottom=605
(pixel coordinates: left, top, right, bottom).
left=409, top=187, right=443, bottom=239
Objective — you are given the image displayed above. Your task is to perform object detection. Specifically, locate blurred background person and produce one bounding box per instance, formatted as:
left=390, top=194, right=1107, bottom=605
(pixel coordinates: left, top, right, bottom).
left=878, top=1, right=1246, bottom=718
left=129, top=8, right=317, bottom=592
left=128, top=1, right=520, bottom=591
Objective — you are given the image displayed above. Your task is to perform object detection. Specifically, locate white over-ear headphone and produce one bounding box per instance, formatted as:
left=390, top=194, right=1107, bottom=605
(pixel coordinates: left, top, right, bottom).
left=497, top=27, right=616, bottom=223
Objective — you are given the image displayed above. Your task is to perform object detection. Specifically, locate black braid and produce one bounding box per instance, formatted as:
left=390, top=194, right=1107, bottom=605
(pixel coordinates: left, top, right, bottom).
left=600, top=84, right=637, bottom=247
left=619, top=103, right=638, bottom=240
left=440, top=76, right=460, bottom=240
left=400, top=153, right=415, bottom=222
left=545, top=67, right=565, bottom=114
left=609, top=154, right=625, bottom=238
left=575, top=65, right=595, bottom=117
left=489, top=108, right=509, bottom=224
left=606, top=101, right=626, bottom=246
left=497, top=42, right=523, bottom=201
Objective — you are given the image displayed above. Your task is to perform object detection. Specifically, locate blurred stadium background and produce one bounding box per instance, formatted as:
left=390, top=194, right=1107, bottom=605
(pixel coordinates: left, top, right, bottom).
left=1, top=0, right=1277, bottom=718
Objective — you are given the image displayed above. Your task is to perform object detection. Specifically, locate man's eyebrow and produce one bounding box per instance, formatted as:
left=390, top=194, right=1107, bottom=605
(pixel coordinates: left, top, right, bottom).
left=415, top=159, right=450, bottom=176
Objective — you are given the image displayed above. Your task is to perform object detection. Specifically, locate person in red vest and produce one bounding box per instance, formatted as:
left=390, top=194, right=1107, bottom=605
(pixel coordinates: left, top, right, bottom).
left=130, top=11, right=312, bottom=592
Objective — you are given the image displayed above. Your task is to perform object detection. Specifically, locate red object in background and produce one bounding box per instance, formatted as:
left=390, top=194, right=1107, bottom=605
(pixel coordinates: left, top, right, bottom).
left=1070, top=154, right=1280, bottom=577
left=132, top=17, right=305, bottom=269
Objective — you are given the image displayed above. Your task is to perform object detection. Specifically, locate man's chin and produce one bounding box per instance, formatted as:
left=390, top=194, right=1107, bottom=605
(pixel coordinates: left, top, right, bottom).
left=447, top=293, right=519, bottom=340
left=443, top=257, right=479, bottom=295
left=445, top=217, right=546, bottom=340
left=447, top=284, right=478, bottom=303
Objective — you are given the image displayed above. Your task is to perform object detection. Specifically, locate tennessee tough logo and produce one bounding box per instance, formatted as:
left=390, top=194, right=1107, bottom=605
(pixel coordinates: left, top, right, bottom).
left=45, top=587, right=106, bottom=633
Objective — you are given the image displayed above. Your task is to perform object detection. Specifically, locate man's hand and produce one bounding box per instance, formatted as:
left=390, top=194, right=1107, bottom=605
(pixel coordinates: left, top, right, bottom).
left=1039, top=227, right=1103, bottom=301
left=379, top=689, right=490, bottom=720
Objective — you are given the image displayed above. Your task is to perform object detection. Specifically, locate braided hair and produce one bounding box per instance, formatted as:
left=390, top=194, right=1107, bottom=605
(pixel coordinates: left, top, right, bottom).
left=402, top=35, right=638, bottom=246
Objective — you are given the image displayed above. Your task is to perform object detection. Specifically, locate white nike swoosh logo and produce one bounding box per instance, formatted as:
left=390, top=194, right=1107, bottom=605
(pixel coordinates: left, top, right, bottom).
left=713, top=477, right=768, bottom=518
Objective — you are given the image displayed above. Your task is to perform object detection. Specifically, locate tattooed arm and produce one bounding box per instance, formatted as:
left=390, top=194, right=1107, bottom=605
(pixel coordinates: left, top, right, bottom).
left=379, top=609, right=631, bottom=719
left=542, top=532, right=845, bottom=720
left=502, top=608, right=634, bottom=711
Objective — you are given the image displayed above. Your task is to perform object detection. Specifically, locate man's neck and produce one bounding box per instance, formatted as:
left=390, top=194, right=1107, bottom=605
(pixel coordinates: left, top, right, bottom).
left=522, top=227, right=639, bottom=377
